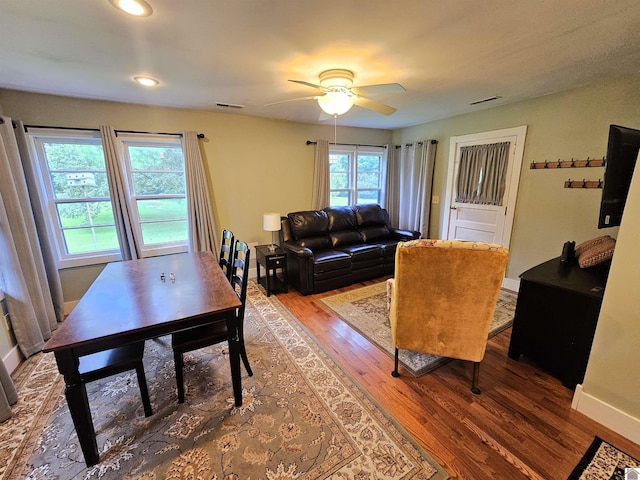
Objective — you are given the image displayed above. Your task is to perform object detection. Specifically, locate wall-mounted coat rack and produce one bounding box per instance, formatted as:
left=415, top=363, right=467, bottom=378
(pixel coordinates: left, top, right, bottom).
left=530, top=157, right=605, bottom=169
left=564, top=179, right=603, bottom=189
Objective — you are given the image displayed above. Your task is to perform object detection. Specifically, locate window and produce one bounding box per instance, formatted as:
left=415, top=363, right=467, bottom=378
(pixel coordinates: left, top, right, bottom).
left=28, top=129, right=188, bottom=268
left=119, top=134, right=187, bottom=256
left=329, top=146, right=386, bottom=206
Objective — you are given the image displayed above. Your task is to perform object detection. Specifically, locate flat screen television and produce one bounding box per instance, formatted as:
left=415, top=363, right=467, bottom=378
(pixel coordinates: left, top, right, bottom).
left=598, top=124, right=640, bottom=228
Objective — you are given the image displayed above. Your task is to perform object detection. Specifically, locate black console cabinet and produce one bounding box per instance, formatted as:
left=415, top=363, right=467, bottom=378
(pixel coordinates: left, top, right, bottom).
left=508, top=257, right=610, bottom=390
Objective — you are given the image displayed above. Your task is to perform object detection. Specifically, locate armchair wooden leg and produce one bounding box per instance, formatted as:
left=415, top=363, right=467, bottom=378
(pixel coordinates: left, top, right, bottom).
left=391, top=348, right=400, bottom=377
left=174, top=351, right=186, bottom=403
left=471, top=362, right=481, bottom=395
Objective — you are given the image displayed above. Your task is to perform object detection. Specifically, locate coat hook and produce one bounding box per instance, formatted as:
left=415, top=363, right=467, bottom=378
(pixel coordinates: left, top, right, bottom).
left=570, top=158, right=576, bottom=167
left=582, top=179, right=587, bottom=188
left=598, top=179, right=603, bottom=188
left=585, top=157, right=591, bottom=167
left=531, top=161, right=536, bottom=169
left=557, top=159, right=562, bottom=168
left=544, top=160, right=549, bottom=168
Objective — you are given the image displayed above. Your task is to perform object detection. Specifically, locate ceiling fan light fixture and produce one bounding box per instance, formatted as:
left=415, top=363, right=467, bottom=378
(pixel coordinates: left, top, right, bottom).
left=109, top=0, right=153, bottom=17
left=317, top=91, right=355, bottom=116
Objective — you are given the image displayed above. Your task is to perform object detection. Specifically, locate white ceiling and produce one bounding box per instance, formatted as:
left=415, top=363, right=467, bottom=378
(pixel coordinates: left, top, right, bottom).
left=2, top=0, right=640, bottom=129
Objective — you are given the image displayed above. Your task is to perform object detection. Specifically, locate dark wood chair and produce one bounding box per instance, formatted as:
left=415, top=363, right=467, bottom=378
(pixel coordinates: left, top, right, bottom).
left=219, top=229, right=235, bottom=280
left=77, top=342, right=152, bottom=416
left=172, top=240, right=253, bottom=403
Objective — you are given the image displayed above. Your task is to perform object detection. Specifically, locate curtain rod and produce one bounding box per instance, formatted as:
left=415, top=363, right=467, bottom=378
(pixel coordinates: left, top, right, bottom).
left=23, top=124, right=205, bottom=138
left=395, top=140, right=438, bottom=148
left=306, top=140, right=386, bottom=148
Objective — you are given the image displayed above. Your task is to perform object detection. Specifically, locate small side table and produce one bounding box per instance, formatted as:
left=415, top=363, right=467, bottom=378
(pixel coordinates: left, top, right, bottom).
left=255, top=245, right=288, bottom=296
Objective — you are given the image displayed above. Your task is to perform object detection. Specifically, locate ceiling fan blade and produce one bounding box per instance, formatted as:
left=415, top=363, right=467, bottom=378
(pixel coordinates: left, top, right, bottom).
left=353, top=96, right=397, bottom=115
left=288, top=79, right=331, bottom=92
left=351, top=83, right=406, bottom=96
left=265, top=95, right=319, bottom=106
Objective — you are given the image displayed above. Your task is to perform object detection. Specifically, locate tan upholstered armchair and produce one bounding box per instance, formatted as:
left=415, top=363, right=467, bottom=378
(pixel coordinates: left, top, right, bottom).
left=388, top=239, right=509, bottom=394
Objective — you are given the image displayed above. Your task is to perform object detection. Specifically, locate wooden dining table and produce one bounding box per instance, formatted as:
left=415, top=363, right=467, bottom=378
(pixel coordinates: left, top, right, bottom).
left=43, top=251, right=243, bottom=467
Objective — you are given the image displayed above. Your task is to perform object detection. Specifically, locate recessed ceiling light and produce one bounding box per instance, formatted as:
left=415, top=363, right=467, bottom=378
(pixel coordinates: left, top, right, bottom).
left=108, top=0, right=153, bottom=17
left=133, top=76, right=159, bottom=87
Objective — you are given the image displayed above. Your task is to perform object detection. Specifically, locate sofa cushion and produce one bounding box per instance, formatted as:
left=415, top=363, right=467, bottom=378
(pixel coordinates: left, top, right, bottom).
left=330, top=230, right=363, bottom=247
left=312, top=250, right=351, bottom=273
left=337, top=244, right=381, bottom=262
left=288, top=210, right=329, bottom=240
left=353, top=204, right=386, bottom=227
left=324, top=206, right=357, bottom=231
left=360, top=225, right=391, bottom=242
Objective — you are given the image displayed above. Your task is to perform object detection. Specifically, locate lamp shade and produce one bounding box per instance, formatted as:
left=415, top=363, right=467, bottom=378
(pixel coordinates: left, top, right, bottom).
left=263, top=213, right=281, bottom=232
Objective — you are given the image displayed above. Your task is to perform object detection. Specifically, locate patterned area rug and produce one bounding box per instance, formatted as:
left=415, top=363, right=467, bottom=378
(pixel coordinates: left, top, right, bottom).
left=568, top=437, right=640, bottom=479
left=2, top=281, right=448, bottom=479
left=320, top=282, right=517, bottom=377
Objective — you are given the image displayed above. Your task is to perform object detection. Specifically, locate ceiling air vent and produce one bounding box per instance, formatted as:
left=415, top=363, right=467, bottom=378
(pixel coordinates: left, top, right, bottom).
left=214, top=102, right=245, bottom=109
left=469, top=96, right=502, bottom=106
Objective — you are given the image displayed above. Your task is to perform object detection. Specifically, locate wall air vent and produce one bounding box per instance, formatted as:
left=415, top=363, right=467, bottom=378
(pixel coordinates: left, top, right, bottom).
left=214, top=102, right=245, bottom=109
left=469, top=96, right=502, bottom=106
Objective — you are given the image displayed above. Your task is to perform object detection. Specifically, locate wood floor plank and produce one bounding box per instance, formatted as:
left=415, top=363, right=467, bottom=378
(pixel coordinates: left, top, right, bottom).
left=273, top=278, right=640, bottom=479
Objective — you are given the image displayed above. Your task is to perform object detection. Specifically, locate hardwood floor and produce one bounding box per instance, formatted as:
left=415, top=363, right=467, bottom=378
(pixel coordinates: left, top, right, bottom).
left=275, top=277, right=640, bottom=480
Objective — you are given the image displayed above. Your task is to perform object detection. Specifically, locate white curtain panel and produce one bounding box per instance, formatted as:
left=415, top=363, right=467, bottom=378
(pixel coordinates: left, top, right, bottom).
left=100, top=125, right=141, bottom=260
left=392, top=140, right=437, bottom=237
left=0, top=116, right=62, bottom=420
left=183, top=131, right=218, bottom=253
left=0, top=357, right=17, bottom=422
left=455, top=141, right=510, bottom=205
left=311, top=139, right=330, bottom=210
left=384, top=144, right=400, bottom=226
left=0, top=116, right=59, bottom=355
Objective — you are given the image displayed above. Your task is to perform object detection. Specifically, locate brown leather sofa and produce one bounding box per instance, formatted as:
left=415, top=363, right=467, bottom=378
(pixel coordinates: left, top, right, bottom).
left=279, top=204, right=420, bottom=295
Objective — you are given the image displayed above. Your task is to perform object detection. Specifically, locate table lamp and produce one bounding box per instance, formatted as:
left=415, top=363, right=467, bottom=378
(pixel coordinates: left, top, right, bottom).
left=263, top=213, right=281, bottom=252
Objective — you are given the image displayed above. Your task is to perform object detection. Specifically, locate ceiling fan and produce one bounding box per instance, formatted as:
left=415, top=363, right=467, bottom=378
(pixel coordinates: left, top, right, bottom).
left=269, top=69, right=405, bottom=117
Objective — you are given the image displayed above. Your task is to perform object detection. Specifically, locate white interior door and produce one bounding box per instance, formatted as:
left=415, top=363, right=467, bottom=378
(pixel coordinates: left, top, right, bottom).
left=443, top=126, right=527, bottom=248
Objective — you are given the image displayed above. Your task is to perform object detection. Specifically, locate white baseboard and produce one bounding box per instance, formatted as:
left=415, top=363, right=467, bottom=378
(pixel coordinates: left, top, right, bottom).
left=3, top=345, right=23, bottom=374
left=572, top=384, right=640, bottom=445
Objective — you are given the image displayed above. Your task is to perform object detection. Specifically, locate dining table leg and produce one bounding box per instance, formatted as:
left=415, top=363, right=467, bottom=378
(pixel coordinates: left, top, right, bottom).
left=55, top=350, right=100, bottom=467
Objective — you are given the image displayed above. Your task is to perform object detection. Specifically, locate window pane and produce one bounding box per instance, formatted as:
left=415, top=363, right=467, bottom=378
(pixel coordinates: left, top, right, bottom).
left=62, top=226, right=120, bottom=254
left=42, top=142, right=105, bottom=170
left=57, top=201, right=116, bottom=228
left=141, top=220, right=188, bottom=245
left=50, top=172, right=110, bottom=199
left=357, top=171, right=380, bottom=189
left=330, top=172, right=350, bottom=189
left=128, top=146, right=184, bottom=170
left=330, top=190, right=350, bottom=206
left=329, top=154, right=349, bottom=171
left=132, top=172, right=186, bottom=195
left=356, top=190, right=380, bottom=204
left=137, top=198, right=187, bottom=222
left=357, top=155, right=381, bottom=171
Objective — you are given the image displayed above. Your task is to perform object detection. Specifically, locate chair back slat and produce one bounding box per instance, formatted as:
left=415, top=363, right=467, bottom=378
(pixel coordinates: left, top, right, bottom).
left=219, top=229, right=235, bottom=281
left=230, top=240, right=250, bottom=320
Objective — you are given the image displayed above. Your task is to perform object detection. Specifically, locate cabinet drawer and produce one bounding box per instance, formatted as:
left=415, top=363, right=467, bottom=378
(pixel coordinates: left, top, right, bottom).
left=267, top=255, right=286, bottom=267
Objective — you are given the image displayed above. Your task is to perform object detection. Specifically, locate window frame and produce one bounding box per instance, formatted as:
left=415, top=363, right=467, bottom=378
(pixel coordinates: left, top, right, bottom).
left=117, top=133, right=188, bottom=258
left=27, top=128, right=189, bottom=268
left=329, top=145, right=386, bottom=206
left=29, top=128, right=122, bottom=268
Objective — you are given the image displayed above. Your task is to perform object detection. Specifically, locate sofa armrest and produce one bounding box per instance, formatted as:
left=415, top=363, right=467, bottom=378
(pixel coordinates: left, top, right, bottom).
left=281, top=242, right=313, bottom=257
left=389, top=227, right=421, bottom=240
